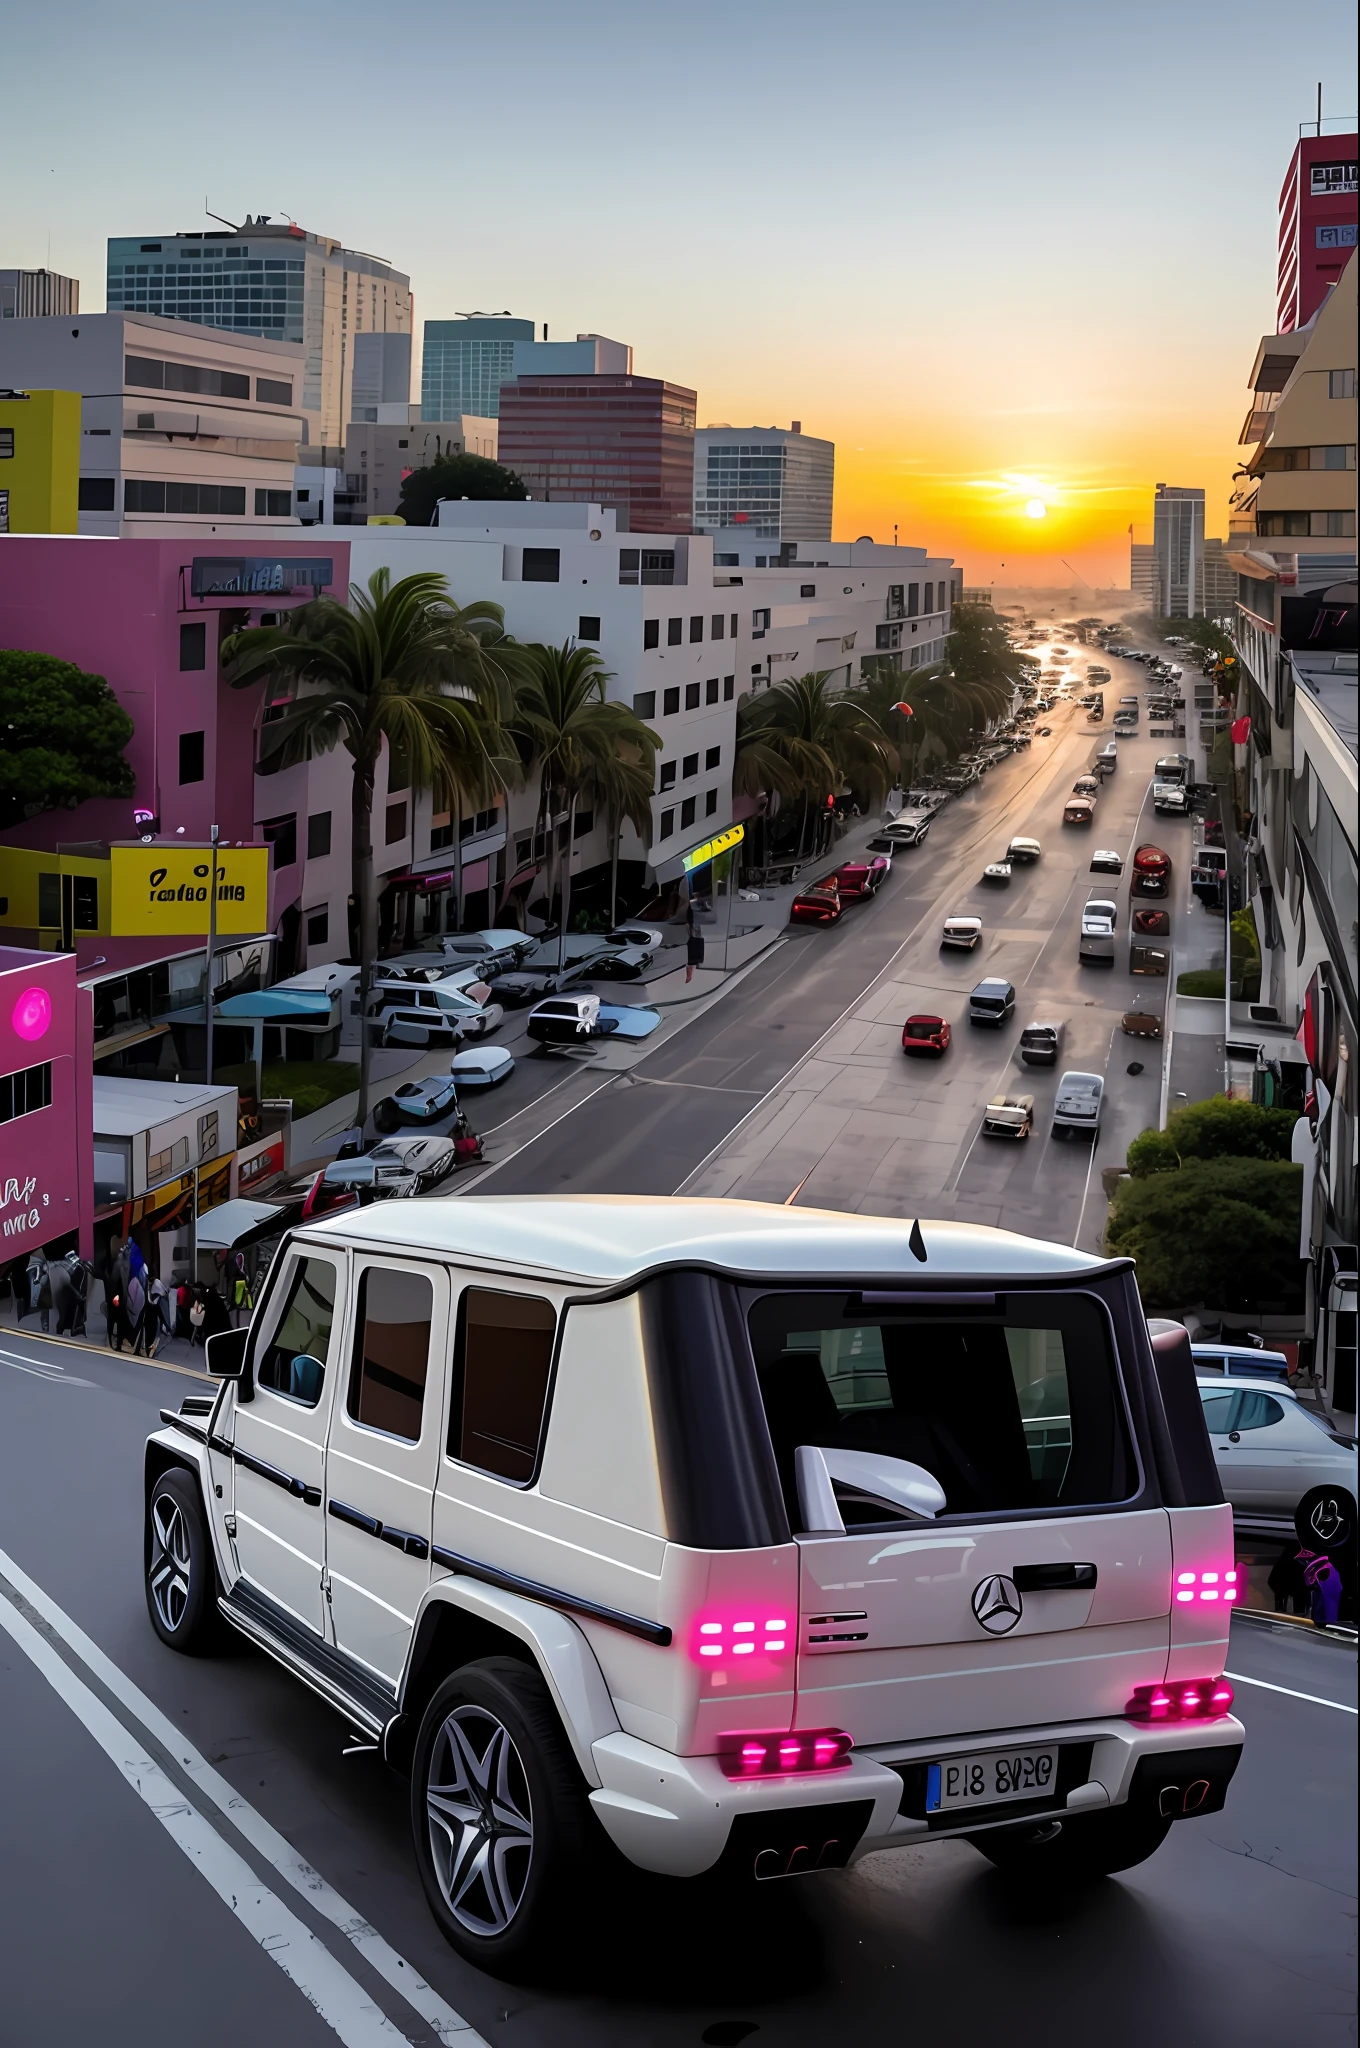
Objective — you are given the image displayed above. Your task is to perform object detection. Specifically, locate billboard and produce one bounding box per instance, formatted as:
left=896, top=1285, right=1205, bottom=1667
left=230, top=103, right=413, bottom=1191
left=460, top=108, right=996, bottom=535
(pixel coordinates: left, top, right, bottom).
left=109, top=845, right=269, bottom=936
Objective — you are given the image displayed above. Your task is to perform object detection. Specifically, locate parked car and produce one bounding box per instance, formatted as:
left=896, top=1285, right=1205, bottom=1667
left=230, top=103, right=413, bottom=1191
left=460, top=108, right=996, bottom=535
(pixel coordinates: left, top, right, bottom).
left=1019, top=1021, right=1063, bottom=1066
left=834, top=855, right=892, bottom=899
left=1191, top=1342, right=1291, bottom=1385
left=368, top=1135, right=459, bottom=1192
left=1036, top=725, right=1053, bottom=736
left=982, top=1094, right=1034, bottom=1139
left=448, top=1046, right=516, bottom=1090
left=1006, top=837, right=1042, bottom=864
left=429, top=930, right=538, bottom=976
left=526, top=994, right=621, bottom=1044
left=299, top=1157, right=408, bottom=1221
left=1132, top=908, right=1171, bottom=937
left=1090, top=849, right=1123, bottom=875
left=1132, top=844, right=1172, bottom=897
left=902, top=1014, right=951, bottom=1057
left=1121, top=1010, right=1163, bottom=1040
left=1072, top=777, right=1101, bottom=799
left=1197, top=1380, right=1357, bottom=1524
left=372, top=1074, right=462, bottom=1131
left=149, top=1202, right=1245, bottom=1974
left=488, top=958, right=599, bottom=1006
left=969, top=977, right=1016, bottom=1026
left=981, top=861, right=1013, bottom=886
left=790, top=876, right=844, bottom=925
left=1063, top=797, right=1096, bottom=826
left=607, top=925, right=666, bottom=952
left=592, top=942, right=655, bottom=980
left=1052, top=1071, right=1104, bottom=1138
left=375, top=1002, right=464, bottom=1051
left=941, top=915, right=983, bottom=950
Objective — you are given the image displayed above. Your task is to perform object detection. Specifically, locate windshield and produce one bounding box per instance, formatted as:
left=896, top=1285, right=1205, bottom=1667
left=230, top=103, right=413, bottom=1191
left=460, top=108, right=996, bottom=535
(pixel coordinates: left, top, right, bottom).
left=904, top=1021, right=940, bottom=1038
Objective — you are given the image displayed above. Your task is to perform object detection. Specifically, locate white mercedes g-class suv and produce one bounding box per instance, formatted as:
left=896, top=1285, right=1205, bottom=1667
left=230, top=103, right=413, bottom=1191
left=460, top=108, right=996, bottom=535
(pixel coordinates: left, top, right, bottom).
left=144, top=1199, right=1243, bottom=1975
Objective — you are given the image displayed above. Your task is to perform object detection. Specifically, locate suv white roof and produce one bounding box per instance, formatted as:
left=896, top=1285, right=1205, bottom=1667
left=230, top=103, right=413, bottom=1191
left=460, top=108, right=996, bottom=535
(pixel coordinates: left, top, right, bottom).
left=299, top=1196, right=1110, bottom=1288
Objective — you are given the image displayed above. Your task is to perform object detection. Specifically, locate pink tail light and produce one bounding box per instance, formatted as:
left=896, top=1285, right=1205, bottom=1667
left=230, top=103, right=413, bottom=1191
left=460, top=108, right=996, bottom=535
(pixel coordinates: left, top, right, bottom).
left=1174, top=1568, right=1238, bottom=1605
left=692, top=1613, right=791, bottom=1663
left=718, top=1728, right=854, bottom=1779
left=1126, top=1676, right=1235, bottom=1723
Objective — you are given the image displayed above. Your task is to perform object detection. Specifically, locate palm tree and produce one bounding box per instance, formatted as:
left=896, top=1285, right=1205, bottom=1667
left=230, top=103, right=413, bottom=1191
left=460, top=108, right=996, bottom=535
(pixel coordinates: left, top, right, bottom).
left=589, top=738, right=658, bottom=927
left=733, top=671, right=898, bottom=859
left=222, top=568, right=516, bottom=1123
left=851, top=659, right=1012, bottom=786
left=506, top=643, right=660, bottom=961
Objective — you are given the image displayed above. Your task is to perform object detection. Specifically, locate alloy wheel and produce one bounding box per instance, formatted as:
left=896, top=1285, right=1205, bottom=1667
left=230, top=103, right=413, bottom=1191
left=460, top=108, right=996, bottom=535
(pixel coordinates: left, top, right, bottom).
left=426, top=1705, right=534, bottom=1935
left=148, top=1494, right=192, bottom=1633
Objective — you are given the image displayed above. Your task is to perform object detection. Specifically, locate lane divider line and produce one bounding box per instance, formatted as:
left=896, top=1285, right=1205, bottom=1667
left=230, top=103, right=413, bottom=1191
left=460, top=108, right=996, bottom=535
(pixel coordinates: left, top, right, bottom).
left=0, top=1544, right=486, bottom=2043
left=1225, top=1670, right=1357, bottom=1715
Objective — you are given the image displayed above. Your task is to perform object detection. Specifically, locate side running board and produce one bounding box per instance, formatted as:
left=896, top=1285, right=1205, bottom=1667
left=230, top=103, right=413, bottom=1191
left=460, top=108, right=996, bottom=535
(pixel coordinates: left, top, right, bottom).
left=218, top=1579, right=397, bottom=1742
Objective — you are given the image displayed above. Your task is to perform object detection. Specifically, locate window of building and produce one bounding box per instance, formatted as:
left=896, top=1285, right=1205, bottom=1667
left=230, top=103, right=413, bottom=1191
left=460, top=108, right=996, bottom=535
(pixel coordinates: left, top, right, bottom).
left=690, top=616, right=704, bottom=642
left=888, top=584, right=904, bottom=617
left=659, top=762, right=677, bottom=790
left=643, top=619, right=660, bottom=650
left=715, top=554, right=739, bottom=567
left=255, top=377, right=293, bottom=406
left=0, top=429, right=13, bottom=459
left=573, top=808, right=594, bottom=838
left=1329, top=370, right=1356, bottom=400
left=685, top=682, right=700, bottom=709
left=682, top=753, right=699, bottom=779
left=254, top=489, right=292, bottom=517
left=178, top=731, right=205, bottom=785
left=705, top=789, right=719, bottom=816
left=660, top=808, right=675, bottom=839
left=633, top=690, right=656, bottom=718
left=730, top=613, right=739, bottom=639
left=578, top=615, right=601, bottom=641
left=907, top=583, right=920, bottom=616
left=77, top=476, right=116, bottom=510
left=307, top=811, right=332, bottom=860
left=261, top=814, right=297, bottom=869
left=124, top=355, right=251, bottom=401
left=667, top=618, right=683, bottom=646
left=522, top=548, right=560, bottom=582
left=306, top=908, right=329, bottom=947
left=124, top=480, right=246, bottom=515
left=800, top=584, right=816, bottom=598
left=37, top=873, right=59, bottom=927
left=663, top=686, right=680, bottom=715
left=641, top=551, right=675, bottom=585
left=705, top=677, right=719, bottom=704
left=0, top=1060, right=52, bottom=1125
left=711, top=614, right=725, bottom=639
left=680, top=796, right=697, bottom=828
left=705, top=745, right=721, bottom=769
left=753, top=608, right=770, bottom=631
left=256, top=1257, right=335, bottom=1407
left=179, top=622, right=207, bottom=671
left=619, top=548, right=640, bottom=585
left=348, top=1266, right=434, bottom=1443
left=876, top=624, right=902, bottom=650
left=724, top=676, right=735, bottom=700
left=386, top=800, right=408, bottom=843
left=447, top=1289, right=558, bottom=1482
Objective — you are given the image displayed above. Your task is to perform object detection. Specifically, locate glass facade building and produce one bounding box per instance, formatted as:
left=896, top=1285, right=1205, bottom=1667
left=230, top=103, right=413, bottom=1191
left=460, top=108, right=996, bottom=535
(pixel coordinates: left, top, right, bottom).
left=421, top=320, right=633, bottom=422
left=498, top=375, right=697, bottom=533
left=108, top=239, right=306, bottom=341
left=692, top=425, right=834, bottom=545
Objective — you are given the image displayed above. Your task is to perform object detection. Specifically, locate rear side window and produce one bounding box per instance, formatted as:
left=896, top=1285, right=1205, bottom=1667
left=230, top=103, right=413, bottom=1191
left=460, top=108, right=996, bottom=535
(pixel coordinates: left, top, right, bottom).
left=348, top=1266, right=434, bottom=1441
left=256, top=1256, right=336, bottom=1407
left=1233, top=1391, right=1284, bottom=1431
left=1200, top=1392, right=1235, bottom=1433
left=448, top=1289, right=557, bottom=1482
left=748, top=1292, right=1136, bottom=1525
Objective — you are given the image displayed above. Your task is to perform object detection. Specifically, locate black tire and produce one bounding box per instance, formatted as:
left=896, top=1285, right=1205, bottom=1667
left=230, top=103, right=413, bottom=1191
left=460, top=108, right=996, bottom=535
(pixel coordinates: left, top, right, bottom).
left=410, top=1656, right=601, bottom=1978
left=144, top=1468, right=219, bottom=1654
left=970, top=1804, right=1173, bottom=1885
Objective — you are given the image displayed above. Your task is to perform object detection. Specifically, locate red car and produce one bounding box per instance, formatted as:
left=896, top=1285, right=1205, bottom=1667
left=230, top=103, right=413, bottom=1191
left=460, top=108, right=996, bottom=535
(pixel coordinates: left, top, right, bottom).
left=1132, top=842, right=1172, bottom=898
left=1132, top=907, right=1171, bottom=936
left=834, top=854, right=891, bottom=901
left=790, top=876, right=843, bottom=924
left=902, top=1014, right=951, bottom=1057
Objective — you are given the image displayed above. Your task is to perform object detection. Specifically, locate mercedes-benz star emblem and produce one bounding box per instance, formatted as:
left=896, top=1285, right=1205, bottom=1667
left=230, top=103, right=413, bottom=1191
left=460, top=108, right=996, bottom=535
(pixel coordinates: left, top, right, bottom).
left=972, top=1574, right=1023, bottom=1635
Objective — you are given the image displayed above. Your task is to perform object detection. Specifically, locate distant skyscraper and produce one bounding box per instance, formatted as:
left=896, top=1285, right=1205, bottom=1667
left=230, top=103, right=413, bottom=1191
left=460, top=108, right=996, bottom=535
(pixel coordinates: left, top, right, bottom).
left=1153, top=485, right=1205, bottom=617
left=498, top=374, right=696, bottom=532
left=1, top=268, right=79, bottom=319
left=1130, top=542, right=1158, bottom=610
left=1277, top=130, right=1358, bottom=332
left=421, top=317, right=632, bottom=421
left=692, top=422, right=834, bottom=546
left=106, top=218, right=411, bottom=452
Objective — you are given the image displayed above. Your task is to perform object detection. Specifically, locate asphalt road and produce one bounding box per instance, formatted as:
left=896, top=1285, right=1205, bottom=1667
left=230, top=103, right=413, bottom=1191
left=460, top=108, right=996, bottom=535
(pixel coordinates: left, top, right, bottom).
left=0, top=1321, right=1354, bottom=2048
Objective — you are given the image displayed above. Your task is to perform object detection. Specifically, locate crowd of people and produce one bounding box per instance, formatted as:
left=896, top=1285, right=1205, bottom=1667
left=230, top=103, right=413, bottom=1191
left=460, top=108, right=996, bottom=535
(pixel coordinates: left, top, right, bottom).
left=8, top=1242, right=259, bottom=1357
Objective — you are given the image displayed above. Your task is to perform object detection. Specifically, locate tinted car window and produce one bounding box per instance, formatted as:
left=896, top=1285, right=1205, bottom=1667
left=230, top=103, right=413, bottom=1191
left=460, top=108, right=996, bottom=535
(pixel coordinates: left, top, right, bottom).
left=748, top=1292, right=1134, bottom=1525
left=1233, top=1391, right=1284, bottom=1432
left=348, top=1267, right=433, bottom=1442
left=449, top=1289, right=557, bottom=1482
left=256, top=1257, right=336, bottom=1407
left=1200, top=1392, right=1236, bottom=1434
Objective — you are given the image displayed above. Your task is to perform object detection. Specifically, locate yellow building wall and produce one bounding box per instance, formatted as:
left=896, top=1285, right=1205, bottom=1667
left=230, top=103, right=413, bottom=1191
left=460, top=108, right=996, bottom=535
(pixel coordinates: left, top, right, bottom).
left=0, top=846, right=111, bottom=939
left=0, top=389, right=80, bottom=533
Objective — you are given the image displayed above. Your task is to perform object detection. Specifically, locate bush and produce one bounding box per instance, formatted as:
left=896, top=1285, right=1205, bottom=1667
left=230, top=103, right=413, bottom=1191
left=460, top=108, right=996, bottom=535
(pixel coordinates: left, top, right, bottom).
left=1127, top=1096, right=1297, bottom=1177
left=1106, top=1157, right=1304, bottom=1311
left=1176, top=968, right=1225, bottom=997
left=259, top=1061, right=360, bottom=1119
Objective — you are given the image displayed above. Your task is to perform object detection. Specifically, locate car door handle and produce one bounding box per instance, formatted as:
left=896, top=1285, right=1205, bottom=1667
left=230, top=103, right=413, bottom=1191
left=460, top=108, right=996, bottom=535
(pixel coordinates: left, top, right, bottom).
left=1012, top=1562, right=1097, bottom=1591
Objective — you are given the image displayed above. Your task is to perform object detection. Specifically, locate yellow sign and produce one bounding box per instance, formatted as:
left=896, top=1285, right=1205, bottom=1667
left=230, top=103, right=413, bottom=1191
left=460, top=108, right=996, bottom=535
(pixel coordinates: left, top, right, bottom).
left=681, top=823, right=745, bottom=874
left=109, top=844, right=269, bottom=936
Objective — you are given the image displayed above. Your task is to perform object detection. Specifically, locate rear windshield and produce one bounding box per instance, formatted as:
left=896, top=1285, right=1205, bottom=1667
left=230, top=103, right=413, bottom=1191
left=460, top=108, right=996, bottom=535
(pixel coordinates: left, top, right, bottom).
left=972, top=997, right=1005, bottom=1012
left=904, top=1021, right=940, bottom=1038
left=748, top=1292, right=1137, bottom=1526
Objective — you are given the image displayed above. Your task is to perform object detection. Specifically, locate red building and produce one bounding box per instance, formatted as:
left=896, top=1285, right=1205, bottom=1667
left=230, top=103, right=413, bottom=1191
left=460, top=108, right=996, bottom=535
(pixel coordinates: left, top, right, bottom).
left=1278, top=131, right=1358, bottom=332
left=498, top=374, right=697, bottom=533
left=0, top=946, right=94, bottom=1262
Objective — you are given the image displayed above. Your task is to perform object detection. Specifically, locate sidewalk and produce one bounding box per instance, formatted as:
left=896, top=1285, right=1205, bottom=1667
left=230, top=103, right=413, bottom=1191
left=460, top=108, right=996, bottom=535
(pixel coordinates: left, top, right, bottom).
left=6, top=1299, right=214, bottom=1378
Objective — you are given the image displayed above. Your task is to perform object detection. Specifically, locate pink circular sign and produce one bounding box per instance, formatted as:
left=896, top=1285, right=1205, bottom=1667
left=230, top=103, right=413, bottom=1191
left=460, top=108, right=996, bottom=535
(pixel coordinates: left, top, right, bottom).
left=11, top=985, right=52, bottom=1042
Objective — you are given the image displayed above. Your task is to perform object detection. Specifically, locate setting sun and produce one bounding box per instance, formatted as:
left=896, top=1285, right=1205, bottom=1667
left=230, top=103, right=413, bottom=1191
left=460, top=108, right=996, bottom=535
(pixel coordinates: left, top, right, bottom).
left=1025, top=498, right=1048, bottom=520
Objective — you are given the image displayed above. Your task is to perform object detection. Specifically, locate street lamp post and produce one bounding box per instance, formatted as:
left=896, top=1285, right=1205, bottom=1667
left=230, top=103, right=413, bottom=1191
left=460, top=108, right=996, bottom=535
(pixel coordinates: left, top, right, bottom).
left=193, top=824, right=221, bottom=1289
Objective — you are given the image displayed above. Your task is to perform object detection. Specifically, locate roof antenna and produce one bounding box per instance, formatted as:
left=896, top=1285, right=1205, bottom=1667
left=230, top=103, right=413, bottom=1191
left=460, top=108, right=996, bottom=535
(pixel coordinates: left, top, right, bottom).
left=1317, top=81, right=1322, bottom=133
left=908, top=1219, right=927, bottom=1262
left=205, top=199, right=241, bottom=230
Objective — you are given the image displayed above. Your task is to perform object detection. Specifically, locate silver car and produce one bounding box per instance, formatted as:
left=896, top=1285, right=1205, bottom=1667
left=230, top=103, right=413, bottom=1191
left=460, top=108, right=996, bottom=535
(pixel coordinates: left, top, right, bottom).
left=1197, top=1378, right=1357, bottom=1525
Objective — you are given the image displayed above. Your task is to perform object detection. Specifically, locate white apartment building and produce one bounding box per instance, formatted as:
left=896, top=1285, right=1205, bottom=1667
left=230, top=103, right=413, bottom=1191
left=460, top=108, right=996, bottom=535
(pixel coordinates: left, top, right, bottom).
left=693, top=422, right=834, bottom=551
left=0, top=312, right=303, bottom=535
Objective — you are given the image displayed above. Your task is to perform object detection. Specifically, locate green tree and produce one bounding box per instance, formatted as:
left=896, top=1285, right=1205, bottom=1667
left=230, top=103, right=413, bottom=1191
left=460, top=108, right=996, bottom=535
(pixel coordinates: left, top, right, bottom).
left=589, top=736, right=657, bottom=927
left=396, top=454, right=530, bottom=527
left=850, top=660, right=1009, bottom=784
left=732, top=671, right=898, bottom=856
left=0, top=650, right=135, bottom=828
left=944, top=601, right=1024, bottom=697
left=222, top=569, right=516, bottom=1121
left=506, top=643, right=660, bottom=962
left=1126, top=1097, right=1298, bottom=1177
left=1106, top=1158, right=1304, bottom=1311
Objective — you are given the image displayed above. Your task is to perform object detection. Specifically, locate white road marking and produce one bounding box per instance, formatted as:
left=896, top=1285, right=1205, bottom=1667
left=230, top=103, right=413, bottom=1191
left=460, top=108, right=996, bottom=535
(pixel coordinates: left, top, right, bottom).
left=1225, top=1670, right=1357, bottom=1715
left=0, top=1543, right=486, bottom=2043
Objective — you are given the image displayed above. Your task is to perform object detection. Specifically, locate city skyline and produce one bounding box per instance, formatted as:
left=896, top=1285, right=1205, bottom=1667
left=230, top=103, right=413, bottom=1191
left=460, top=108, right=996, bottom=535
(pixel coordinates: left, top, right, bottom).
left=1, top=0, right=1354, bottom=583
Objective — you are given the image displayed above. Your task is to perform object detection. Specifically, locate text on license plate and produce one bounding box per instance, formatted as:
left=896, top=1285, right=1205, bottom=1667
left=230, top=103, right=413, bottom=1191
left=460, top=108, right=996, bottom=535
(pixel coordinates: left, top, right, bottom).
left=926, top=1746, right=1058, bottom=1812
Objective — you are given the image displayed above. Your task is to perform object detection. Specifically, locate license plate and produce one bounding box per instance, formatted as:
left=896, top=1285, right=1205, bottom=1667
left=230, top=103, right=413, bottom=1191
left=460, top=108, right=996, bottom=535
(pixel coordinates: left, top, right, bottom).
left=926, top=1746, right=1058, bottom=1812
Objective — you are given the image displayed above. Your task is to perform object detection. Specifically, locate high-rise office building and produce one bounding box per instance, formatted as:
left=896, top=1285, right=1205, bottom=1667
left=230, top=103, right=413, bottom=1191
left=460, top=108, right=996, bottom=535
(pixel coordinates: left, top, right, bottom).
left=1, top=268, right=79, bottom=319
left=1152, top=485, right=1206, bottom=617
left=1130, top=542, right=1158, bottom=610
left=1277, top=130, right=1358, bottom=333
left=350, top=333, right=412, bottom=420
left=498, top=374, right=697, bottom=532
left=692, top=422, right=834, bottom=546
left=106, top=217, right=410, bottom=453
left=420, top=317, right=632, bottom=420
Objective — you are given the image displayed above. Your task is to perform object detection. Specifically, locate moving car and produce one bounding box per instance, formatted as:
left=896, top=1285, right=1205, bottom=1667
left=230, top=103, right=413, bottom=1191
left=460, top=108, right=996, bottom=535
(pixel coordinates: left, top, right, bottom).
left=969, top=977, right=1016, bottom=1026
left=1079, top=899, right=1117, bottom=965
left=982, top=1094, right=1034, bottom=1139
left=147, top=1201, right=1244, bottom=1975
left=1197, top=1380, right=1357, bottom=1524
left=1063, top=797, right=1096, bottom=826
left=368, top=1135, right=459, bottom=1192
left=981, top=861, right=1012, bottom=886
left=1132, top=907, right=1171, bottom=937
left=373, top=1074, right=461, bottom=1131
left=834, top=855, right=892, bottom=899
left=1006, top=837, right=1042, bottom=864
left=901, top=1014, right=951, bottom=1057
left=1132, top=844, right=1172, bottom=898
left=1191, top=1342, right=1291, bottom=1385
left=1052, top=1071, right=1104, bottom=1138
left=790, top=876, right=844, bottom=925
left=1019, top=1021, right=1063, bottom=1066
left=1090, top=849, right=1123, bottom=875
left=1121, top=1010, right=1163, bottom=1040
left=941, top=915, right=983, bottom=950
left=1072, top=777, right=1101, bottom=799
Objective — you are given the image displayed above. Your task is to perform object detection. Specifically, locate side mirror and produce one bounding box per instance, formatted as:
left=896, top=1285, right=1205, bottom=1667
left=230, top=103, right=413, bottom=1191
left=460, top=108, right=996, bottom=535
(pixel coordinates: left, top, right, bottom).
left=795, top=1445, right=947, bottom=1535
left=205, top=1326, right=249, bottom=1381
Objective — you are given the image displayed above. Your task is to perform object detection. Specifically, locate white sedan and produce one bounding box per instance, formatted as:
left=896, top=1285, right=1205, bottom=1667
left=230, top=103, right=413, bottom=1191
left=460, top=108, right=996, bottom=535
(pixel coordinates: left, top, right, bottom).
left=1198, top=1378, right=1357, bottom=1524
left=448, top=1045, right=515, bottom=1089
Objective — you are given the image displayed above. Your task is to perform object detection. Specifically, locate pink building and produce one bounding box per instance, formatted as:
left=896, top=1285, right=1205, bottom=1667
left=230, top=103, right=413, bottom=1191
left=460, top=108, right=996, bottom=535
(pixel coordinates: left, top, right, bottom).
left=0, top=945, right=94, bottom=1261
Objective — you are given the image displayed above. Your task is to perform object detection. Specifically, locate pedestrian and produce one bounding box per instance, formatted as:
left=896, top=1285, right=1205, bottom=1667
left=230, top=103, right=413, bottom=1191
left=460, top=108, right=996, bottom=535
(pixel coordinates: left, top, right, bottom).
left=105, top=1241, right=134, bottom=1351
left=49, top=1257, right=75, bottom=1337
left=228, top=1250, right=254, bottom=1326
left=150, top=1276, right=174, bottom=1346
left=685, top=902, right=705, bottom=985
left=188, top=1287, right=208, bottom=1346
left=26, top=1250, right=52, bottom=1333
